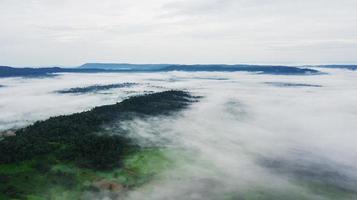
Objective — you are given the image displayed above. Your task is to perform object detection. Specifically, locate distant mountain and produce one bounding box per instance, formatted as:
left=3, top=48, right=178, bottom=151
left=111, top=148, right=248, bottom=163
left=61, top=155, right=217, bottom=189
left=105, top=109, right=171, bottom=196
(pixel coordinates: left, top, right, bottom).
left=315, top=65, right=357, bottom=70
left=0, top=64, right=320, bottom=78
left=0, top=66, right=105, bottom=78
left=159, top=65, right=319, bottom=74
left=79, top=63, right=171, bottom=70
left=80, top=63, right=319, bottom=74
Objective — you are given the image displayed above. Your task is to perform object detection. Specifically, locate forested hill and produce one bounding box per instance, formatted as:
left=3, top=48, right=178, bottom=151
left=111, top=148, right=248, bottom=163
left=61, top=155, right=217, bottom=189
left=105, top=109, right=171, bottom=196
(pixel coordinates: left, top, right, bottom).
left=159, top=65, right=319, bottom=74
left=79, top=63, right=320, bottom=74
left=0, top=66, right=106, bottom=77
left=0, top=64, right=321, bottom=78
left=0, top=90, right=197, bottom=170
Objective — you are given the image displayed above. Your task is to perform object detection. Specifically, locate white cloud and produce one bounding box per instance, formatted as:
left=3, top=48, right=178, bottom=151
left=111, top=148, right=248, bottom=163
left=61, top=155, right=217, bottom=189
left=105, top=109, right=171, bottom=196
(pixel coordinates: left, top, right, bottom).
left=0, top=0, right=357, bottom=66
left=1, top=69, right=357, bottom=199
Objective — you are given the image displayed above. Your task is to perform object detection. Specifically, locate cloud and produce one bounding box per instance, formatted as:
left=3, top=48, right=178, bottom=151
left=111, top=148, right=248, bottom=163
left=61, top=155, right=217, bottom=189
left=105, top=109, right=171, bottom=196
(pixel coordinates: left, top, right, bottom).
left=114, top=69, right=357, bottom=199
left=0, top=0, right=357, bottom=65
left=1, top=69, right=357, bottom=199
left=161, top=0, right=236, bottom=16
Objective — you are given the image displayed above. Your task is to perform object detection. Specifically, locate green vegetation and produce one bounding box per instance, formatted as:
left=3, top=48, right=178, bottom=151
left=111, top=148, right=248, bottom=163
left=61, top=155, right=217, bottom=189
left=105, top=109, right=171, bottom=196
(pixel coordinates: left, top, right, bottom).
left=56, top=83, right=137, bottom=94
left=0, top=90, right=197, bottom=199
left=0, top=148, right=177, bottom=200
left=0, top=90, right=195, bottom=167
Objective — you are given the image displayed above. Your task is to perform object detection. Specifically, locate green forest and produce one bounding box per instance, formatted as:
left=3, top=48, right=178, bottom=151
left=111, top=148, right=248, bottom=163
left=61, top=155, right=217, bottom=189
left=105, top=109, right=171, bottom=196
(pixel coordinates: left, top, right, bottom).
left=0, top=90, right=197, bottom=199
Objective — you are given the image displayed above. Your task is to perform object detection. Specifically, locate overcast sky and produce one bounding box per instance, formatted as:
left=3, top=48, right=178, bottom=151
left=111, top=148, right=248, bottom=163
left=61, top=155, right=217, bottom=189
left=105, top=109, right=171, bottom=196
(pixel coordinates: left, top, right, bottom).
left=1, top=0, right=357, bottom=66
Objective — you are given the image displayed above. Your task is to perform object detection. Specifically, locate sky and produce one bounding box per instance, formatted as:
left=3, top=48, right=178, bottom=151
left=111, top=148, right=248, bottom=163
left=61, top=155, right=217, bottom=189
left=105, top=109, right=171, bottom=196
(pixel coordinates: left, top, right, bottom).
left=1, top=0, right=357, bottom=66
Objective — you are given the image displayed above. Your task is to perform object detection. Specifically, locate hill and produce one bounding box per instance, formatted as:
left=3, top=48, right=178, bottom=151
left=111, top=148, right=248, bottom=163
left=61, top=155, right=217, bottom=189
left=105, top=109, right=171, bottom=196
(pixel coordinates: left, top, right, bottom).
left=0, top=64, right=321, bottom=78
left=0, top=90, right=197, bottom=199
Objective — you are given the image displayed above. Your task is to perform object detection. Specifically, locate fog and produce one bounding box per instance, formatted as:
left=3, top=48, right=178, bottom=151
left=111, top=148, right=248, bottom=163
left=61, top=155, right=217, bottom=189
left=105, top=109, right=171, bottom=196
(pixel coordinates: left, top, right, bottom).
left=1, top=69, right=357, bottom=199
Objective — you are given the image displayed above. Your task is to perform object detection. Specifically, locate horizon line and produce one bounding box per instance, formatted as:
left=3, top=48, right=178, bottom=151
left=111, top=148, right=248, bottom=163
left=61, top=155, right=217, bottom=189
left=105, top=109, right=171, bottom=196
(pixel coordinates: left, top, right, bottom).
left=3, top=62, right=357, bottom=68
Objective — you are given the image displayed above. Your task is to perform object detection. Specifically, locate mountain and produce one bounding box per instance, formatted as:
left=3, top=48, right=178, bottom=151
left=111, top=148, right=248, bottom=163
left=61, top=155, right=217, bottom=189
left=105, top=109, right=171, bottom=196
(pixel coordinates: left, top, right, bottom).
left=0, top=64, right=320, bottom=78
left=159, top=64, right=319, bottom=74
left=0, top=66, right=105, bottom=77
left=80, top=63, right=319, bottom=74
left=315, top=65, right=357, bottom=70
left=79, top=63, right=171, bottom=70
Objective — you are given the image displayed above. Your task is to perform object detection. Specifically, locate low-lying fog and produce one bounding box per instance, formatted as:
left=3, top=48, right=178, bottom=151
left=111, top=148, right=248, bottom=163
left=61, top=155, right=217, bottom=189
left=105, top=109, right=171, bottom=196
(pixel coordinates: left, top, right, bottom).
left=1, top=68, right=357, bottom=199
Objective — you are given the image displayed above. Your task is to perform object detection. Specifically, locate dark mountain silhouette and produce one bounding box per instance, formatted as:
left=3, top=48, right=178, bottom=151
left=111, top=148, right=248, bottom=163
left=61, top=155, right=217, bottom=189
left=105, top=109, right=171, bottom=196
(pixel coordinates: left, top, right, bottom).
left=0, top=64, right=322, bottom=78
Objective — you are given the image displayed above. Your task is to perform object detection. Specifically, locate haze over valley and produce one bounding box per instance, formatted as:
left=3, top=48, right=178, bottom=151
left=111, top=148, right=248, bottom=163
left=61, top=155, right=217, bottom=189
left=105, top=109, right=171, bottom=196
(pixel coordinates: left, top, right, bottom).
left=1, top=67, right=357, bottom=199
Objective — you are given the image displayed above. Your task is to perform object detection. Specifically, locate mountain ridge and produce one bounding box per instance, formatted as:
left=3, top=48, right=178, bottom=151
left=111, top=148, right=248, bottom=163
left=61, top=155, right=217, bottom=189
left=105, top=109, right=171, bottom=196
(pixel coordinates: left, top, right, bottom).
left=0, top=64, right=334, bottom=78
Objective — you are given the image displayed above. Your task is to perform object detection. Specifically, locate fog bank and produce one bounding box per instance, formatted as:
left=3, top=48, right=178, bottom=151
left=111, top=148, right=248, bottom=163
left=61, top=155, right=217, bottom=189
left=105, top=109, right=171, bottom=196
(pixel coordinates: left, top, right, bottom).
left=1, top=68, right=357, bottom=199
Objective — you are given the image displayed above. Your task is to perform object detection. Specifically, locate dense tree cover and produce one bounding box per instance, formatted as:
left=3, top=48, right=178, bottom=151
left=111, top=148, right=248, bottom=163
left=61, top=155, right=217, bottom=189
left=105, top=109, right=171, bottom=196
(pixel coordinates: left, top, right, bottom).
left=0, top=90, right=197, bottom=170
left=56, top=83, right=137, bottom=94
